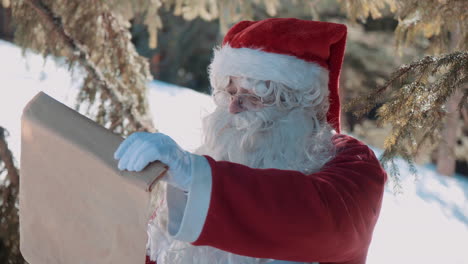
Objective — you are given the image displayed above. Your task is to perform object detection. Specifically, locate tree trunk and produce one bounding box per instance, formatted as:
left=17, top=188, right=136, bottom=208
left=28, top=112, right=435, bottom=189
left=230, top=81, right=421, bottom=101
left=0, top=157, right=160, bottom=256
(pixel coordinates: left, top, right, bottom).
left=435, top=24, right=463, bottom=176
left=436, top=89, right=462, bottom=176
left=0, top=4, right=14, bottom=41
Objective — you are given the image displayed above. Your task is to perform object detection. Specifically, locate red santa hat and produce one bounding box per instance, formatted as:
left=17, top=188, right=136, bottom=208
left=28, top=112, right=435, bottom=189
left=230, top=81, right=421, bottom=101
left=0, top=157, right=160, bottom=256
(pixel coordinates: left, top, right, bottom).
left=209, top=18, right=347, bottom=133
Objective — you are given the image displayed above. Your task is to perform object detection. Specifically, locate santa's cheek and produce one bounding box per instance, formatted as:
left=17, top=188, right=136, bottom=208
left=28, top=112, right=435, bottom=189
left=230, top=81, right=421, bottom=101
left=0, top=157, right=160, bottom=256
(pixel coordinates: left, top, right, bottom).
left=228, top=100, right=245, bottom=114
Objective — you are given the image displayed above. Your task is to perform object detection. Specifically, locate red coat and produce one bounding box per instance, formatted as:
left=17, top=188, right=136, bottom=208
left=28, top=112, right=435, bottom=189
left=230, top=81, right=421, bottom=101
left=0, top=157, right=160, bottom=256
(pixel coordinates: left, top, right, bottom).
left=153, top=134, right=387, bottom=264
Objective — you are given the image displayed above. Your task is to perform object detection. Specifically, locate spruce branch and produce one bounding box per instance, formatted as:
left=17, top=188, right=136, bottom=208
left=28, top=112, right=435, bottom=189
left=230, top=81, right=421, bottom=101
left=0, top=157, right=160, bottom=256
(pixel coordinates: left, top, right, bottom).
left=0, top=127, right=25, bottom=264
left=23, top=0, right=154, bottom=133
left=338, top=0, right=398, bottom=22
left=340, top=0, right=467, bottom=53
left=0, top=127, right=19, bottom=188
left=345, top=51, right=467, bottom=181
left=346, top=52, right=467, bottom=115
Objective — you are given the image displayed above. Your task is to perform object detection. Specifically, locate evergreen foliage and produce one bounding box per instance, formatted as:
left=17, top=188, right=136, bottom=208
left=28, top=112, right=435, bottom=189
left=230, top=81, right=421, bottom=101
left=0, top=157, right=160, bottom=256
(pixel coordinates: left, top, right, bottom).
left=12, top=0, right=155, bottom=135
left=339, top=0, right=466, bottom=53
left=347, top=51, right=467, bottom=186
left=0, top=127, right=24, bottom=264
left=338, top=0, right=398, bottom=22
left=342, top=0, right=467, bottom=182
left=393, top=0, right=467, bottom=54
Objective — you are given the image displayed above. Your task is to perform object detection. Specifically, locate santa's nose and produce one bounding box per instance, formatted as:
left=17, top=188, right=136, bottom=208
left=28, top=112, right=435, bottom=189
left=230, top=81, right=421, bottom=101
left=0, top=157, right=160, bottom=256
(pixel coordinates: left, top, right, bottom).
left=229, top=97, right=245, bottom=114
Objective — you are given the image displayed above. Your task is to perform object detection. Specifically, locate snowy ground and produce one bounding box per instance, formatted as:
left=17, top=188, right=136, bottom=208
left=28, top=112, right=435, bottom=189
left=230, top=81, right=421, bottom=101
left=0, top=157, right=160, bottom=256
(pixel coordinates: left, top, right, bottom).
left=1, top=40, right=467, bottom=263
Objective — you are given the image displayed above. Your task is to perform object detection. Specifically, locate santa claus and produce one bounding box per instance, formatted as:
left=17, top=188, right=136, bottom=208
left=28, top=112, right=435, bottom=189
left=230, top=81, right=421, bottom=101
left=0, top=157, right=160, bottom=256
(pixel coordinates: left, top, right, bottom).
left=114, top=18, right=387, bottom=264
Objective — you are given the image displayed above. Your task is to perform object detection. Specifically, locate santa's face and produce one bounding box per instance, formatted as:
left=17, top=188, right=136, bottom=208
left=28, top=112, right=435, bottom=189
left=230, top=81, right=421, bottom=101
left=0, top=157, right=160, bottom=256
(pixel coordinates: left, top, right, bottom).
left=213, top=76, right=275, bottom=114
left=197, top=76, right=335, bottom=174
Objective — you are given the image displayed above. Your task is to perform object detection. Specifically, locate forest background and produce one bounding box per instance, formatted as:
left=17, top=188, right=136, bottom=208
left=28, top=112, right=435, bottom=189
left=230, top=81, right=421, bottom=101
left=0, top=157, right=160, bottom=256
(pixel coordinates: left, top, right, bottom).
left=0, top=0, right=466, bottom=263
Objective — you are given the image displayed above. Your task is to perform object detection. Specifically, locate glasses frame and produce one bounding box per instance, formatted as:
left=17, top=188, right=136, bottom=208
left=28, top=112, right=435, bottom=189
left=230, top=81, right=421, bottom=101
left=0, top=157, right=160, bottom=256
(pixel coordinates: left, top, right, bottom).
left=212, top=90, right=275, bottom=110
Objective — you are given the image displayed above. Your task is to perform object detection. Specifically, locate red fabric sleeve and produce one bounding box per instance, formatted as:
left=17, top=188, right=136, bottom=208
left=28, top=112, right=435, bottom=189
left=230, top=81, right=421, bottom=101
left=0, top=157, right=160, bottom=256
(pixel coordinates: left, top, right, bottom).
left=192, top=134, right=387, bottom=264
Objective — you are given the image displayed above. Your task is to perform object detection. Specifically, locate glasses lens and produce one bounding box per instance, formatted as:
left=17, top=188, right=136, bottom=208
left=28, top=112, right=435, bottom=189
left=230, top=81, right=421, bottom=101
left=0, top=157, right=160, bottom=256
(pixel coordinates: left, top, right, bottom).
left=239, top=94, right=262, bottom=110
left=213, top=91, right=267, bottom=110
left=213, top=91, right=230, bottom=106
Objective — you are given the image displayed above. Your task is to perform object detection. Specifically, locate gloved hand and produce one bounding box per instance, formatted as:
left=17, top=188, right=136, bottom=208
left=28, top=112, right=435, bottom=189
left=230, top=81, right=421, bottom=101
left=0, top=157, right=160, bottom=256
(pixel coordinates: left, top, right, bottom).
left=114, top=132, right=194, bottom=191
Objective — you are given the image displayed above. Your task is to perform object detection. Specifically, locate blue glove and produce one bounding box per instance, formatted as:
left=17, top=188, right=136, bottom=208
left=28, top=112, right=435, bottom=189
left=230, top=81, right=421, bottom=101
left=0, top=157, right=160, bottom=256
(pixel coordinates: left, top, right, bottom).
left=114, top=132, right=193, bottom=191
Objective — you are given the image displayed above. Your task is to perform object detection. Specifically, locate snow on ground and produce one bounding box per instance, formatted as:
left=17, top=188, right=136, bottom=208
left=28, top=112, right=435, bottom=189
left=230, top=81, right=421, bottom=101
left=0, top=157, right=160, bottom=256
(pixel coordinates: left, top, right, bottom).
left=147, top=80, right=215, bottom=152
left=0, top=40, right=82, bottom=161
left=1, top=40, right=467, bottom=263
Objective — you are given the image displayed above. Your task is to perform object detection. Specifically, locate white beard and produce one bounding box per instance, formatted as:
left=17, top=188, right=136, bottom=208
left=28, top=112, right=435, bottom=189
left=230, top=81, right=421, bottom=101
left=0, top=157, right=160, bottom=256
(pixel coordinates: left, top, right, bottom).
left=196, top=106, right=335, bottom=174
left=147, top=106, right=335, bottom=264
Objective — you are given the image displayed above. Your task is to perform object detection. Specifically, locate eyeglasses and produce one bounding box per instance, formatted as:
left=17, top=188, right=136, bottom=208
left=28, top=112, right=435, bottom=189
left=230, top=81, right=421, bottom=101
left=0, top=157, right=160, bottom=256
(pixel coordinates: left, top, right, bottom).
left=213, top=90, right=274, bottom=110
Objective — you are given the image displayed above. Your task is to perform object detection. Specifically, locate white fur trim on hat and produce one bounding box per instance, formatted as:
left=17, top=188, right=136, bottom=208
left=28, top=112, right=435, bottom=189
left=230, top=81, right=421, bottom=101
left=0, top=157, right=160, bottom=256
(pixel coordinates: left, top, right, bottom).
left=209, top=45, right=329, bottom=91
